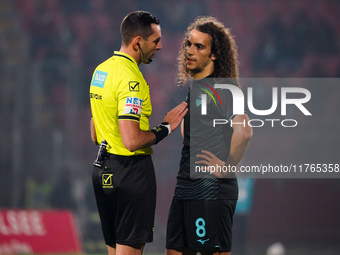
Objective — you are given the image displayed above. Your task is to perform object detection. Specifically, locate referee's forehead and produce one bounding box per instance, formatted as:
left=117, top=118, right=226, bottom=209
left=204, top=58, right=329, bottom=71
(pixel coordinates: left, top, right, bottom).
left=148, top=23, right=162, bottom=41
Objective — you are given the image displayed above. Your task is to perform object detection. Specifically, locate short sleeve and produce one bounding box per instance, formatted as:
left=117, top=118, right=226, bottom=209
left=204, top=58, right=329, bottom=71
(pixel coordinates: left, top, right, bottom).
left=117, top=78, right=145, bottom=122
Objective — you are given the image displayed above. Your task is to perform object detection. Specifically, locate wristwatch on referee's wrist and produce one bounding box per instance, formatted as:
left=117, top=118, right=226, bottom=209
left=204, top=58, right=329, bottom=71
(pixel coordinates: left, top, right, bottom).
left=160, top=122, right=171, bottom=135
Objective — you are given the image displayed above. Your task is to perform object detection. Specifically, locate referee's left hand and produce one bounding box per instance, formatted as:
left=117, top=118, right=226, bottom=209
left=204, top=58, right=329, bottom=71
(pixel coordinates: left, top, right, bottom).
left=163, top=101, right=188, bottom=133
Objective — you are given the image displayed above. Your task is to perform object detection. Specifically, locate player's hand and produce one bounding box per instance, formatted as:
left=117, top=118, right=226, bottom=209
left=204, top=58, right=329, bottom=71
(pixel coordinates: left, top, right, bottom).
left=163, top=101, right=188, bottom=132
left=195, top=150, right=230, bottom=178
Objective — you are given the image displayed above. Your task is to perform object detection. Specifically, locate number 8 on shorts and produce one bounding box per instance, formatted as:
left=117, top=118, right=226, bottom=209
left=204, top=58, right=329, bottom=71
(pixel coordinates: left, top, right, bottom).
left=195, top=218, right=206, bottom=238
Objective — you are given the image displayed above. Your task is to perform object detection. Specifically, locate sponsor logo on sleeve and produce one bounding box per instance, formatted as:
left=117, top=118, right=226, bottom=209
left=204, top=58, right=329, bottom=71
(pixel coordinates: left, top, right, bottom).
left=123, top=97, right=143, bottom=115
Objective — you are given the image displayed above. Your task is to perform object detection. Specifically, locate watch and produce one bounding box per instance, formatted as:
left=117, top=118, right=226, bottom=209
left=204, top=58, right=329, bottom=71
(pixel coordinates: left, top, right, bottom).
left=160, top=122, right=171, bottom=135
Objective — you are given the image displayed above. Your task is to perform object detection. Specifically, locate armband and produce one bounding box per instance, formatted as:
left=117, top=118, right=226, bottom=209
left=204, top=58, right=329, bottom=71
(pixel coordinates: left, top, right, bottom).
left=151, top=122, right=171, bottom=144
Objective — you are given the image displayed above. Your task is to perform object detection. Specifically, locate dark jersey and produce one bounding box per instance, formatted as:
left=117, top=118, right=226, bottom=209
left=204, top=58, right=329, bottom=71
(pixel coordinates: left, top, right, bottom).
left=174, top=78, right=239, bottom=200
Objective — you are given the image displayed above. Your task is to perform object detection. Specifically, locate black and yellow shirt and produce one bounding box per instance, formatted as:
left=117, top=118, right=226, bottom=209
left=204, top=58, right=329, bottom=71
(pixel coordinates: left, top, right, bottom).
left=90, top=51, right=153, bottom=156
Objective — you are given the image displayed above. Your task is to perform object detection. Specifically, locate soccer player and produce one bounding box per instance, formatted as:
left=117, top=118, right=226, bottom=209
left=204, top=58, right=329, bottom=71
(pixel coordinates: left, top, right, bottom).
left=166, top=16, right=253, bottom=255
left=89, top=11, right=187, bottom=255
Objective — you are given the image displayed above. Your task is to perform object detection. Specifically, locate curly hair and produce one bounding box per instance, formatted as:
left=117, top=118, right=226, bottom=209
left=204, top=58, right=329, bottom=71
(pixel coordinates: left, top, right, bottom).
left=176, top=16, right=239, bottom=86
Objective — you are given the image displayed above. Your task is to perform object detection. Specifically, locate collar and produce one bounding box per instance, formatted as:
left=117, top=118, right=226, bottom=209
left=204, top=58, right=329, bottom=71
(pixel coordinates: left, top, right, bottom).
left=113, top=51, right=136, bottom=65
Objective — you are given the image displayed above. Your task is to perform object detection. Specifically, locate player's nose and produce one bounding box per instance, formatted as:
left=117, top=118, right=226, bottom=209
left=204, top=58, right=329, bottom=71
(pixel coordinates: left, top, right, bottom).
left=186, top=44, right=194, bottom=55
left=156, top=40, right=162, bottom=50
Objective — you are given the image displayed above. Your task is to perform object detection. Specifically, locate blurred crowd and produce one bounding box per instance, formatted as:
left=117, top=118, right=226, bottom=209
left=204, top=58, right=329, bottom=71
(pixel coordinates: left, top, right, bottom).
left=14, top=0, right=340, bottom=128
left=13, top=0, right=340, bottom=136
left=16, top=0, right=340, bottom=76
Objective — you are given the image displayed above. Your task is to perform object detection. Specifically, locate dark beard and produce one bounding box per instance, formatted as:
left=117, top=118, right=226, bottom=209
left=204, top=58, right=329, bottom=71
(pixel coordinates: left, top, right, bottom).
left=187, top=66, right=203, bottom=75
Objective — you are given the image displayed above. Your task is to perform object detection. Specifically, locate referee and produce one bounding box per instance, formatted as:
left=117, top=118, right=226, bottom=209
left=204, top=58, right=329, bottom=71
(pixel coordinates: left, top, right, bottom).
left=89, top=11, right=187, bottom=255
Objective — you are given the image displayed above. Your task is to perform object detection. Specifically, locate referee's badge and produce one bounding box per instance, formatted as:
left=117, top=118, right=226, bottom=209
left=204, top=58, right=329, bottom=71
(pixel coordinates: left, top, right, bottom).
left=102, top=174, right=113, bottom=188
left=129, top=81, right=140, bottom=92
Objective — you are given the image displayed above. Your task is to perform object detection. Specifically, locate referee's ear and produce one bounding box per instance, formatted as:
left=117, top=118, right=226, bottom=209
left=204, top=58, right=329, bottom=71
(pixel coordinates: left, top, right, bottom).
left=133, top=36, right=143, bottom=51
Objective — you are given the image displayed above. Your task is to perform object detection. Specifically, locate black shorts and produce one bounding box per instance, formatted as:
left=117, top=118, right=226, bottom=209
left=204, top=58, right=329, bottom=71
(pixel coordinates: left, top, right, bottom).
left=92, top=154, right=156, bottom=245
left=166, top=198, right=237, bottom=252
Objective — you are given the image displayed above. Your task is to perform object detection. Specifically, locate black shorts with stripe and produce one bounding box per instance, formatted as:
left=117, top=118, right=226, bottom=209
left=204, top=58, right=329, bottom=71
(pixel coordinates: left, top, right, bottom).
left=92, top=154, right=156, bottom=245
left=166, top=198, right=237, bottom=252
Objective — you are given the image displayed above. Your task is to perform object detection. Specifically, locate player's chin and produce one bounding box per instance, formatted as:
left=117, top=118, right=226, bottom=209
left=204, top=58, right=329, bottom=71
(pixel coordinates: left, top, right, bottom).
left=187, top=65, right=201, bottom=74
left=186, top=61, right=200, bottom=68
left=186, top=64, right=195, bottom=70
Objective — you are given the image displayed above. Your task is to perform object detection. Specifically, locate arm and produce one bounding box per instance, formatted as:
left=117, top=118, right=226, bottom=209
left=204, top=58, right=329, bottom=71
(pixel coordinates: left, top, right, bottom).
left=90, top=118, right=99, bottom=145
left=119, top=120, right=156, bottom=151
left=119, top=101, right=188, bottom=152
left=225, top=113, right=253, bottom=166
left=196, top=114, right=252, bottom=177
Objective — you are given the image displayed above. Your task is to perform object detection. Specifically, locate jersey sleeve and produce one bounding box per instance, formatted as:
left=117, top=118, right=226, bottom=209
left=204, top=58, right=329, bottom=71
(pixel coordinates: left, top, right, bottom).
left=117, top=76, right=145, bottom=122
left=218, top=88, right=234, bottom=121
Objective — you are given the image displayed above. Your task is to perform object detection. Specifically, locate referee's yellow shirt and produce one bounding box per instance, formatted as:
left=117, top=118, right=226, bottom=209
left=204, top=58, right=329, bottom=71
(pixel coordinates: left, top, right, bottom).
left=90, top=51, right=153, bottom=156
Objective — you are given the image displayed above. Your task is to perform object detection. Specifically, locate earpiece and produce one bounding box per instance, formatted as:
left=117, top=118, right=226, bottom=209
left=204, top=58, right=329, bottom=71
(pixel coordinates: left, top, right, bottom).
left=137, top=42, right=152, bottom=63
